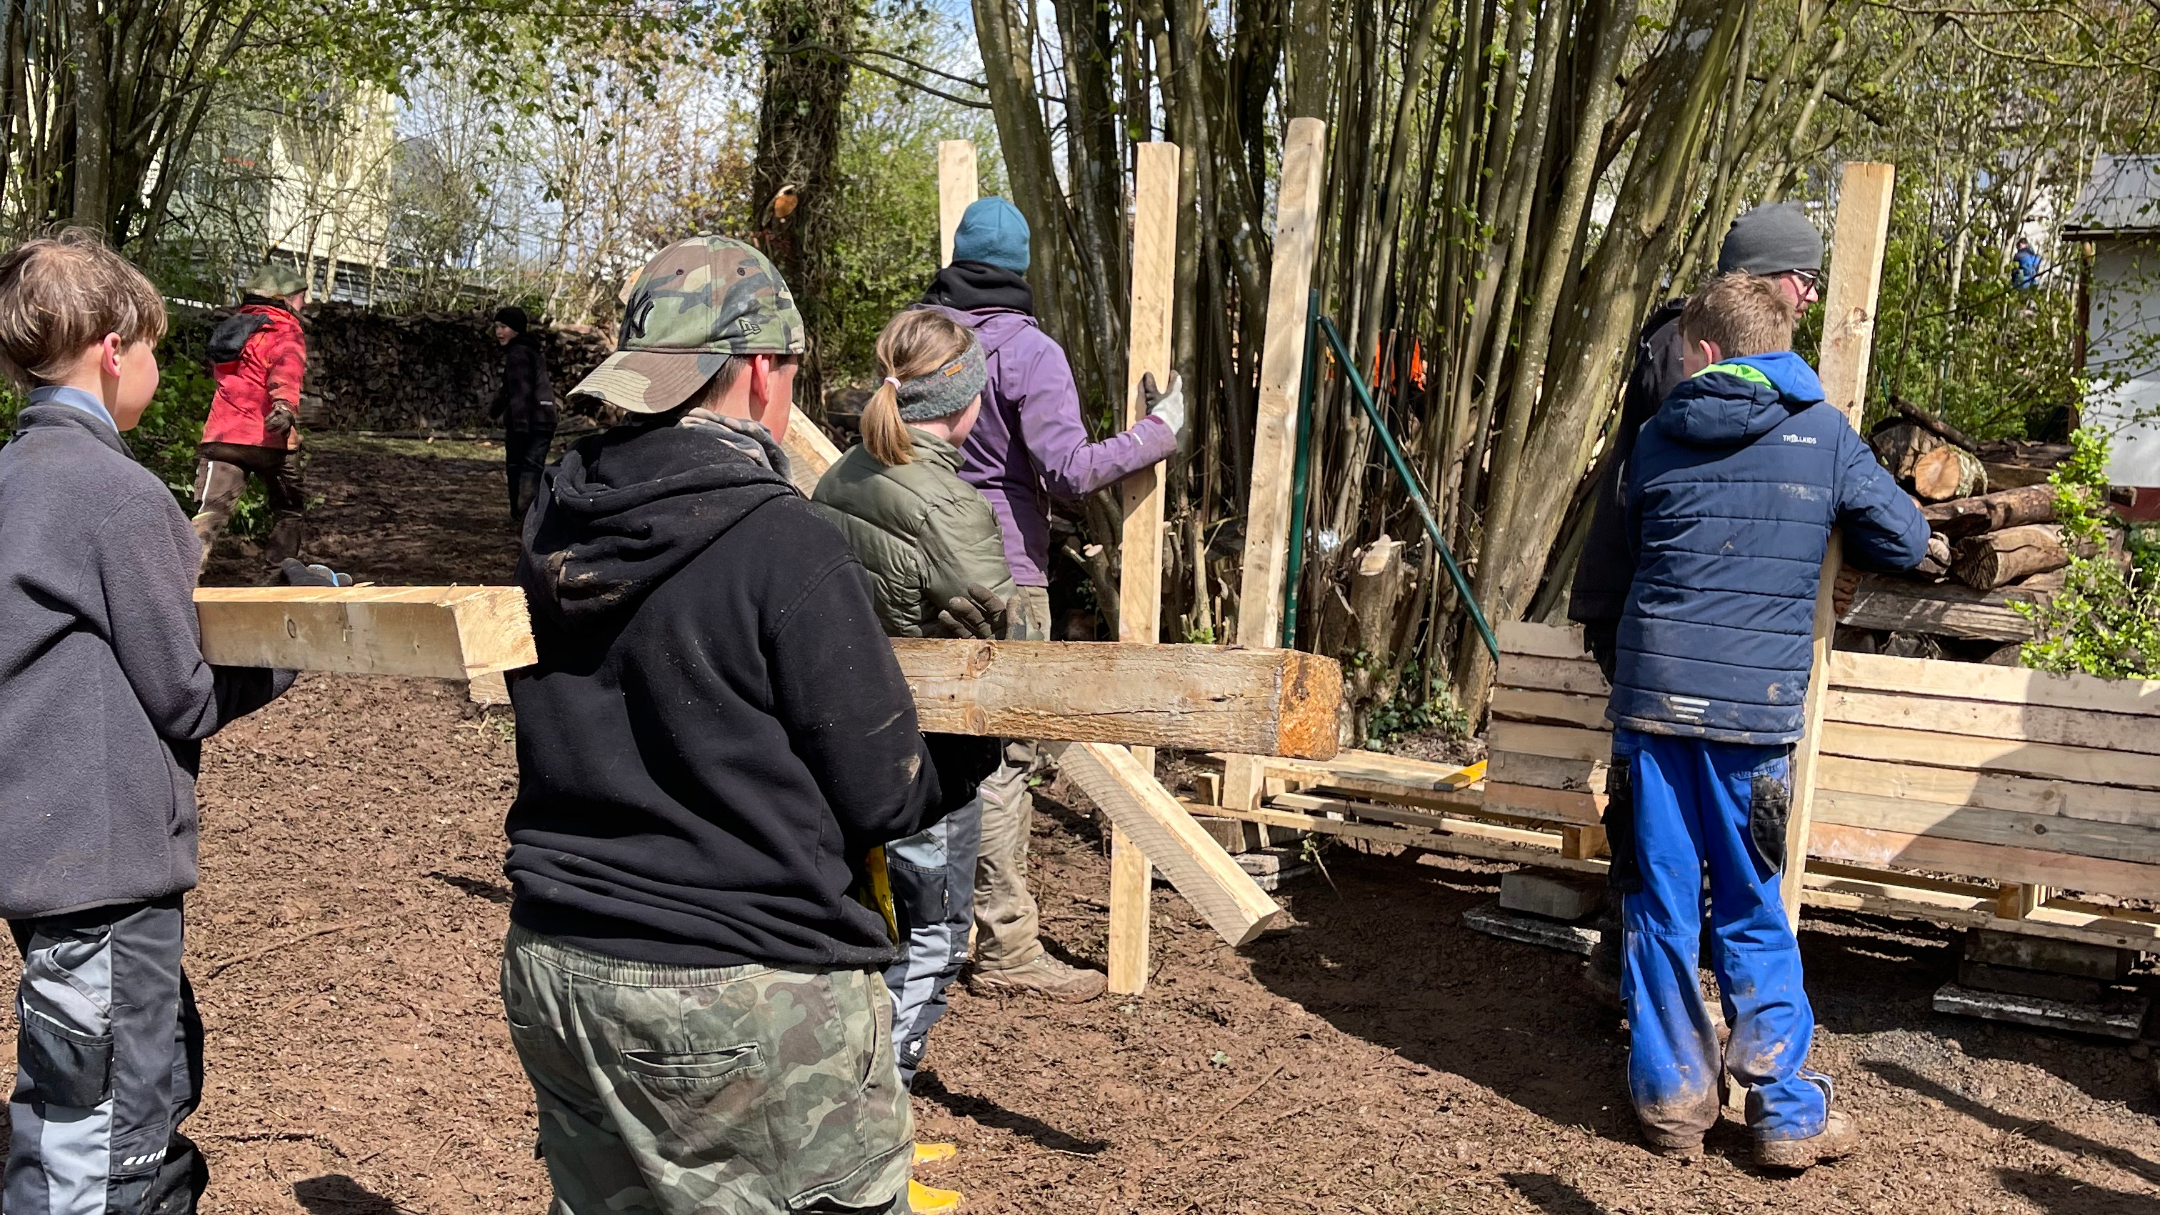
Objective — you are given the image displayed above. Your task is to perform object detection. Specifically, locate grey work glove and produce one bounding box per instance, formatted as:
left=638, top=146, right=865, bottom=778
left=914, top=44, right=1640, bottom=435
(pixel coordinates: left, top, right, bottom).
left=1142, top=371, right=1185, bottom=443
left=264, top=404, right=297, bottom=435
left=280, top=558, right=353, bottom=588
left=935, top=583, right=1008, bottom=641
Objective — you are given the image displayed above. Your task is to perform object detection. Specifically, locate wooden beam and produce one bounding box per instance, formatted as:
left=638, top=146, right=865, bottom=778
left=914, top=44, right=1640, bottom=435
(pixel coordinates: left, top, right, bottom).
left=1784, top=161, right=1896, bottom=930
left=1818, top=720, right=2160, bottom=791
left=1223, top=117, right=1328, bottom=816
left=1496, top=620, right=1592, bottom=659
left=1050, top=742, right=1281, bottom=949
left=1817, top=755, right=2156, bottom=827
left=1809, top=821, right=2160, bottom=901
left=1830, top=649, right=2160, bottom=719
left=781, top=404, right=843, bottom=497
left=937, top=140, right=978, bottom=267
left=1811, top=786, right=2160, bottom=865
left=1495, top=653, right=1611, bottom=697
left=195, top=590, right=1343, bottom=757
left=194, top=586, right=537, bottom=680
left=1110, top=141, right=1182, bottom=993
left=1827, top=687, right=2160, bottom=757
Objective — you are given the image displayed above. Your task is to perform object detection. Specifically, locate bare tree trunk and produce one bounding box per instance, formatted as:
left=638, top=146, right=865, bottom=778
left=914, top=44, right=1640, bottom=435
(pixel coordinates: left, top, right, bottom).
left=68, top=0, right=109, bottom=232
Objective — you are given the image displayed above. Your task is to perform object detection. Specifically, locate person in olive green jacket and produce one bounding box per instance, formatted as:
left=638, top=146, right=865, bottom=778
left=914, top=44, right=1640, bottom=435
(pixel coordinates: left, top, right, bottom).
left=812, top=309, right=1023, bottom=1114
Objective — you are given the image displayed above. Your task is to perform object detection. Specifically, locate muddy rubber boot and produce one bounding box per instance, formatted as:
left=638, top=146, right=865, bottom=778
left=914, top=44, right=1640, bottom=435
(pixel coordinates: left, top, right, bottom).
left=1755, top=1109, right=1860, bottom=1170
left=1644, top=1133, right=1704, bottom=1161
left=909, top=1179, right=962, bottom=1214
left=968, top=954, right=1107, bottom=1003
left=263, top=515, right=306, bottom=568
left=913, top=1142, right=957, bottom=1168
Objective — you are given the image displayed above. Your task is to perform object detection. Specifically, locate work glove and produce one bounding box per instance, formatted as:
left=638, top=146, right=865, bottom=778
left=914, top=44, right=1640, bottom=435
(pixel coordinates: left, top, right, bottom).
left=280, top=558, right=353, bottom=588
left=1142, top=371, right=1185, bottom=444
left=265, top=404, right=297, bottom=435
left=935, top=583, right=1008, bottom=640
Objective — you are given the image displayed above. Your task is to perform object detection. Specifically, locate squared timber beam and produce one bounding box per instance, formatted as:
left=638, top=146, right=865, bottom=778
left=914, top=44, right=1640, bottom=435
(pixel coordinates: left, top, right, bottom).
left=193, top=588, right=1344, bottom=759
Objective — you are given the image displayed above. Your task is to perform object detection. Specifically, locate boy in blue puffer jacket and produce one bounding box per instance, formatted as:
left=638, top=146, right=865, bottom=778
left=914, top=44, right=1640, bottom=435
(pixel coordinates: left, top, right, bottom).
left=1608, top=272, right=1929, bottom=1169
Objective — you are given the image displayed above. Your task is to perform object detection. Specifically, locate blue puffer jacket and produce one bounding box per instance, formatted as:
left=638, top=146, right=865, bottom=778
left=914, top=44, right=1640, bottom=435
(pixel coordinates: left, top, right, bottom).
left=1609, top=351, right=1929, bottom=744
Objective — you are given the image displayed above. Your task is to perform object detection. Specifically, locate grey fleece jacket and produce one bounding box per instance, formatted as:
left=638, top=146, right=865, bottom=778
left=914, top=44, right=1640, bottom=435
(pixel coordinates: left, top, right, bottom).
left=0, top=405, right=293, bottom=919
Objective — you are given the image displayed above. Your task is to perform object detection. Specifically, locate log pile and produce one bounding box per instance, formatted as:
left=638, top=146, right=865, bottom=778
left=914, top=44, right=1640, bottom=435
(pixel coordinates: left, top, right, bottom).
left=169, top=304, right=617, bottom=433
left=1845, top=409, right=2077, bottom=663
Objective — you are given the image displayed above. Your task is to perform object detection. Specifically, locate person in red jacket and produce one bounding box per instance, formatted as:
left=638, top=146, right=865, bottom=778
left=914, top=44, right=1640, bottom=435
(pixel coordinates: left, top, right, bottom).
left=193, top=265, right=310, bottom=575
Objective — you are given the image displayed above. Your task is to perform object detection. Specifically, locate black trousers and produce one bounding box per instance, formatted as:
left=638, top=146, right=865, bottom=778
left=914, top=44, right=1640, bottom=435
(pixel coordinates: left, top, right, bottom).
left=7, top=896, right=207, bottom=1215
left=506, top=429, right=553, bottom=522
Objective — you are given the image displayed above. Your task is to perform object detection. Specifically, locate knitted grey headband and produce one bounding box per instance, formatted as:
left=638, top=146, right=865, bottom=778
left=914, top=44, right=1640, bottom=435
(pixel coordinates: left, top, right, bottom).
left=891, top=338, right=987, bottom=422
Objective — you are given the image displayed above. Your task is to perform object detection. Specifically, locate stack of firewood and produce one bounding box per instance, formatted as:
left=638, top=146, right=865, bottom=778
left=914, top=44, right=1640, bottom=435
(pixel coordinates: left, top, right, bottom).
left=1840, top=401, right=2076, bottom=664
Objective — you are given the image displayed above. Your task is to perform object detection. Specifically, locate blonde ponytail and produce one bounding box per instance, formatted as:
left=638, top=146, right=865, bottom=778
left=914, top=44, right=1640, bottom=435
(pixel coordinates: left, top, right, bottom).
left=861, top=379, right=913, bottom=466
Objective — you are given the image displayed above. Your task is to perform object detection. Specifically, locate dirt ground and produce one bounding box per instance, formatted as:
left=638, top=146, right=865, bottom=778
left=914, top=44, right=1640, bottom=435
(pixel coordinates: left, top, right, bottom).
left=6, top=438, right=2160, bottom=1214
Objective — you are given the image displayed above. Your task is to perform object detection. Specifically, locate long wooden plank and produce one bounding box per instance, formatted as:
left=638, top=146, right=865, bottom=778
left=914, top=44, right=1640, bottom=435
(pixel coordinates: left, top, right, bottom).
left=781, top=404, right=843, bottom=497
left=1052, top=742, right=1281, bottom=948
left=1818, top=720, right=2160, bottom=791
left=197, top=591, right=1344, bottom=757
left=1817, top=755, right=2158, bottom=828
left=1490, top=688, right=1610, bottom=731
left=1488, top=720, right=1610, bottom=763
left=1487, top=749, right=1608, bottom=794
left=1223, top=116, right=1328, bottom=816
left=1827, top=687, right=2160, bottom=757
left=937, top=140, right=978, bottom=267
left=194, top=586, right=537, bottom=680
left=1812, top=787, right=2160, bottom=865
left=1809, top=821, right=2160, bottom=901
left=1830, top=650, right=2160, bottom=719
left=1206, top=800, right=1613, bottom=876
left=1482, top=781, right=1606, bottom=826
left=1839, top=575, right=2044, bottom=642
left=1497, top=621, right=1592, bottom=660
left=1495, top=652, right=1611, bottom=696
left=1786, top=160, right=1897, bottom=929
left=1110, top=141, right=1182, bottom=994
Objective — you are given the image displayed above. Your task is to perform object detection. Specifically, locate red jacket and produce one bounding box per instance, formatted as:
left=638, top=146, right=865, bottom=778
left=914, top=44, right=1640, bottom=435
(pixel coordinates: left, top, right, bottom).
left=203, top=303, right=306, bottom=448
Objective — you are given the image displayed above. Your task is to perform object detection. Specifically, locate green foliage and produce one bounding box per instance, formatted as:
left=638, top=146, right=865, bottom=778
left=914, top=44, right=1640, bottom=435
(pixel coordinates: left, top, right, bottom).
left=1361, top=659, right=1473, bottom=749
left=2017, top=429, right=2160, bottom=678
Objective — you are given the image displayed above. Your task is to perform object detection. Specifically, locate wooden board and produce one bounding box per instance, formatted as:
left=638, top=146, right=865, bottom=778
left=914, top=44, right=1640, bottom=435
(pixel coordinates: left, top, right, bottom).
left=1480, top=781, right=1606, bottom=826
left=1495, top=652, right=1611, bottom=696
left=1817, top=720, right=2160, bottom=791
left=1110, top=141, right=1182, bottom=993
left=937, top=140, right=978, bottom=267
left=1487, top=750, right=1608, bottom=794
left=1809, top=821, right=2160, bottom=901
left=1816, top=755, right=2158, bottom=828
left=1811, top=787, right=2160, bottom=865
left=1496, top=620, right=1592, bottom=659
left=1052, top=742, right=1281, bottom=948
left=1487, top=720, right=1611, bottom=764
left=1839, top=574, right=2044, bottom=641
left=1830, top=650, right=2160, bottom=719
left=1222, top=116, right=1328, bottom=815
left=1826, top=688, right=2160, bottom=757
left=194, top=586, right=537, bottom=680
left=1785, top=160, right=1897, bottom=929
left=1490, top=688, right=1610, bottom=731
left=781, top=404, right=843, bottom=497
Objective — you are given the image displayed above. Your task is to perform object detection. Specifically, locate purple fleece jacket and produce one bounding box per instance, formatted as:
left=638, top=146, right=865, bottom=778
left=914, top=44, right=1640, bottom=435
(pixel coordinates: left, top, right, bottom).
left=926, top=305, right=1176, bottom=585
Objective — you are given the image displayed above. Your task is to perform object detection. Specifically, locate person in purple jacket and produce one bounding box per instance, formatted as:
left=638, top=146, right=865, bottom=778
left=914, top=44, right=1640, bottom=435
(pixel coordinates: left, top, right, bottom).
left=922, top=197, right=1185, bottom=1002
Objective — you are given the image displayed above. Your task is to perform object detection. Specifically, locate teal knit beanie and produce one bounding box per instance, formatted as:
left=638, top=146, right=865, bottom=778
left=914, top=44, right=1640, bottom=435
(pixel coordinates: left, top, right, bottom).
left=952, top=198, right=1031, bottom=274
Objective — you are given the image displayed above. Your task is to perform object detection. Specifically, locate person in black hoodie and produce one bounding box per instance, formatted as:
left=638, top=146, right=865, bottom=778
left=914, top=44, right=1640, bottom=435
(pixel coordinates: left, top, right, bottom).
left=500, top=237, right=986, bottom=1215
left=489, top=305, right=556, bottom=522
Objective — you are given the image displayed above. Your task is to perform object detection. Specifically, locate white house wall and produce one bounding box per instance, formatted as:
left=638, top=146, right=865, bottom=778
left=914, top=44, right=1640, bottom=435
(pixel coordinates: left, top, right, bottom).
left=2085, top=238, right=2160, bottom=487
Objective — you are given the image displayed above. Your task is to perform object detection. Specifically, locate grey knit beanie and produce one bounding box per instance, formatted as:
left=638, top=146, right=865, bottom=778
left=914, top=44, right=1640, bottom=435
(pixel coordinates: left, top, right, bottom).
left=1717, top=203, right=1824, bottom=276
left=891, top=337, right=988, bottom=422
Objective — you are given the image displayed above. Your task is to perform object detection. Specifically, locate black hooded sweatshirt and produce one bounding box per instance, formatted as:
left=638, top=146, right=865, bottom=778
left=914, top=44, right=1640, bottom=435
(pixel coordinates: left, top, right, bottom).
left=921, top=259, right=1035, bottom=315
left=504, top=417, right=961, bottom=970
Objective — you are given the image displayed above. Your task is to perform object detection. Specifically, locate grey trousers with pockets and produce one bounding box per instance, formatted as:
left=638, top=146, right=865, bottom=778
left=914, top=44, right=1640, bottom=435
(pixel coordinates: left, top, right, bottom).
left=7, top=896, right=206, bottom=1215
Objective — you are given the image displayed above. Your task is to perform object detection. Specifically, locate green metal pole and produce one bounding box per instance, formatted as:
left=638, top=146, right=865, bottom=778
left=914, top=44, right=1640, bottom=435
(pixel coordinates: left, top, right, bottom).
left=1315, top=314, right=1498, bottom=660
left=1279, top=290, right=1321, bottom=650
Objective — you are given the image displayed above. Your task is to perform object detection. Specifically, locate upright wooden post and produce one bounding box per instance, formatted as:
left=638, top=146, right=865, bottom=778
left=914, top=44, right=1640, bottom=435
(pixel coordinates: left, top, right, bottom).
left=1108, top=141, right=1181, bottom=995
left=1783, top=161, right=1896, bottom=930
left=1222, top=117, right=1329, bottom=816
left=938, top=141, right=978, bottom=267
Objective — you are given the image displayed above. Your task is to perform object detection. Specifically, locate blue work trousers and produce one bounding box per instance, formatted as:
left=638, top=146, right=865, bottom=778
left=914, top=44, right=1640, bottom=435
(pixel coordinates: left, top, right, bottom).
left=882, top=794, right=984, bottom=1090
left=1613, top=729, right=1827, bottom=1146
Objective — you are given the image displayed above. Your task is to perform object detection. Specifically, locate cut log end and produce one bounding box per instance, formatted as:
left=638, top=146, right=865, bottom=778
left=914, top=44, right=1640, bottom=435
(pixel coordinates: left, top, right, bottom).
left=1953, top=524, right=2069, bottom=591
left=1912, top=446, right=1988, bottom=502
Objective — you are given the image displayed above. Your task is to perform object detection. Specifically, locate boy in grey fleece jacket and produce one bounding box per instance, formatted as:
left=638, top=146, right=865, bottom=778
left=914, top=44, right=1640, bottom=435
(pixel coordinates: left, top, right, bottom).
left=0, top=231, right=300, bottom=1215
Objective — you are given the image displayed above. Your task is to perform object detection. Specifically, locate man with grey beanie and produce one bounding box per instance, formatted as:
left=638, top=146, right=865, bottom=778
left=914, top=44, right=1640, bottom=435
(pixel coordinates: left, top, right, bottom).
left=1567, top=201, right=1824, bottom=1008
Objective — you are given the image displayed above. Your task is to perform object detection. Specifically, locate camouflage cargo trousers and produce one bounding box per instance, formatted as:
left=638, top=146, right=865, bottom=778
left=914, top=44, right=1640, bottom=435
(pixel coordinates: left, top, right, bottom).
left=500, top=925, right=912, bottom=1215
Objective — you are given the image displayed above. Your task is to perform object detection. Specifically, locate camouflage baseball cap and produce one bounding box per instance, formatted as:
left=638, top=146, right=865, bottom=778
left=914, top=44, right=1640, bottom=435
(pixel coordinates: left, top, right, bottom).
left=572, top=236, right=806, bottom=414
left=242, top=264, right=308, bottom=298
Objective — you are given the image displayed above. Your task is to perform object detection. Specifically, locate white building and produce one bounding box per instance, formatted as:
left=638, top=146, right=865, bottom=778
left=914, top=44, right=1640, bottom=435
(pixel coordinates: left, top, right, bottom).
left=2066, top=154, right=2160, bottom=496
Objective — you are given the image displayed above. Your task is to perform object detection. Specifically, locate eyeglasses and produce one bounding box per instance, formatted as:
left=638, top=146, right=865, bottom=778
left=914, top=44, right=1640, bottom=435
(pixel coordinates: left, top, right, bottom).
left=1785, top=268, right=1822, bottom=293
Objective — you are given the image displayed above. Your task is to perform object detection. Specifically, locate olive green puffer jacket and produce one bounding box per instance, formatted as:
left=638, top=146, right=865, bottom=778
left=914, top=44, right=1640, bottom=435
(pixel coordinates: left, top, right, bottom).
left=811, top=427, right=1017, bottom=637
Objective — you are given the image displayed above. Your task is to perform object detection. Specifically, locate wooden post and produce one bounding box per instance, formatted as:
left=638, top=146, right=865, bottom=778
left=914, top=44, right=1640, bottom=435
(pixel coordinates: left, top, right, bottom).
left=1783, top=161, right=1897, bottom=931
left=1222, top=117, right=1329, bottom=816
left=937, top=141, right=977, bottom=267
left=1108, top=141, right=1181, bottom=995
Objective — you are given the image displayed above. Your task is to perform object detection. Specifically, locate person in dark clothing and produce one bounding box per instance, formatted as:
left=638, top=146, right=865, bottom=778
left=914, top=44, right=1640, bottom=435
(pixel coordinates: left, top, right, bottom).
left=1569, top=202, right=1827, bottom=677
left=1606, top=273, right=1927, bottom=1167
left=0, top=230, right=300, bottom=1215
left=501, top=237, right=990, bottom=1215
left=489, top=305, right=556, bottom=522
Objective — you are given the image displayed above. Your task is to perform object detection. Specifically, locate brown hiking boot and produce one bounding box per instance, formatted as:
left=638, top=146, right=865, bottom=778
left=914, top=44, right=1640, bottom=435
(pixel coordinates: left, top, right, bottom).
left=1755, top=1109, right=1860, bottom=1170
left=968, top=955, right=1107, bottom=1003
